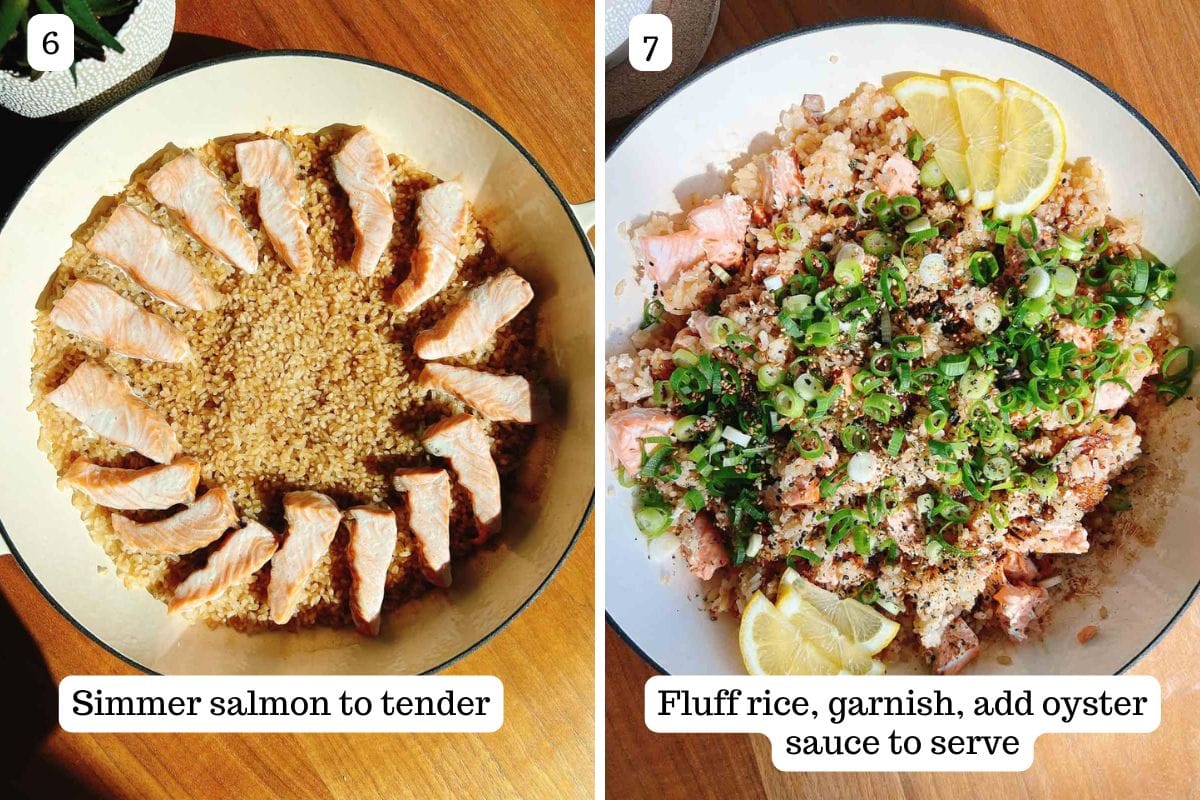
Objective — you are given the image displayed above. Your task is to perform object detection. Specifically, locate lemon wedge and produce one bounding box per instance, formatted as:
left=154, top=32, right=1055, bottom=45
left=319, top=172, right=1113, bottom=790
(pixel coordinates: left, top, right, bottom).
left=993, top=79, right=1066, bottom=220
left=775, top=583, right=885, bottom=674
left=949, top=75, right=1003, bottom=210
left=777, top=568, right=900, bottom=656
left=739, top=591, right=841, bottom=675
left=891, top=75, right=972, bottom=202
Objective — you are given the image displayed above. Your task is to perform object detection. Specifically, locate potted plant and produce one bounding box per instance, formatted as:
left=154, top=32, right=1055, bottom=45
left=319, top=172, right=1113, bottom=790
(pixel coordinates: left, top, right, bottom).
left=0, top=0, right=174, bottom=120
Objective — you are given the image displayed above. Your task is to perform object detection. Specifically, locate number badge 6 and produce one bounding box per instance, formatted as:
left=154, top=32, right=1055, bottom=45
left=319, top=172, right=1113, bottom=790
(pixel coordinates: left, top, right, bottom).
left=27, top=13, right=75, bottom=72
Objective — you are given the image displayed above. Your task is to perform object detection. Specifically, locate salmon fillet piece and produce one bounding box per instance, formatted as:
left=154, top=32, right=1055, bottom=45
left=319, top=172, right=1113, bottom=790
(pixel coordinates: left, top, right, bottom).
left=344, top=505, right=398, bottom=636
left=50, top=279, right=191, bottom=362
left=605, top=407, right=676, bottom=476
left=418, top=363, right=534, bottom=423
left=147, top=152, right=259, bottom=273
left=61, top=455, right=200, bottom=510
left=46, top=360, right=181, bottom=464
left=110, top=486, right=237, bottom=554
left=393, top=181, right=468, bottom=312
left=268, top=491, right=341, bottom=624
left=933, top=617, right=980, bottom=675
left=331, top=129, right=393, bottom=276
left=169, top=520, right=278, bottom=614
left=422, top=414, right=501, bottom=541
left=393, top=468, right=452, bottom=587
left=86, top=204, right=222, bottom=311
left=235, top=138, right=313, bottom=274
left=681, top=513, right=730, bottom=580
left=413, top=268, right=533, bottom=360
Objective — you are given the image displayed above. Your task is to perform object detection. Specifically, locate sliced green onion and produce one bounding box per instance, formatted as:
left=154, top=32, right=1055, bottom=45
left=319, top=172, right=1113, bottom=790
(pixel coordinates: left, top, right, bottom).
left=892, top=195, right=921, bottom=220
left=959, top=369, right=993, bottom=400
left=1052, top=266, right=1078, bottom=296
left=635, top=506, right=671, bottom=537
left=852, top=371, right=885, bottom=394
left=974, top=302, right=1002, bottom=334
left=834, top=259, right=863, bottom=286
left=616, top=465, right=639, bottom=488
left=892, top=335, right=924, bottom=361
left=757, top=364, right=784, bottom=390
left=1031, top=467, right=1059, bottom=499
left=803, top=249, right=832, bottom=277
left=1016, top=215, right=1039, bottom=248
left=706, top=315, right=737, bottom=345
left=968, top=251, right=1000, bottom=285
left=672, top=349, right=699, bottom=368
left=886, top=429, right=905, bottom=457
left=863, top=230, right=897, bottom=257
left=683, top=488, right=706, bottom=512
left=795, top=429, right=826, bottom=459
left=787, top=547, right=822, bottom=567
left=904, top=215, right=932, bottom=234
left=863, top=393, right=902, bottom=423
left=938, top=353, right=970, bottom=377
left=983, top=456, right=1012, bottom=481
left=907, top=133, right=926, bottom=161
left=919, top=158, right=945, bottom=188
left=672, top=415, right=700, bottom=442
left=774, top=222, right=802, bottom=247
left=640, top=299, right=664, bottom=329
left=924, top=409, right=948, bottom=434
left=840, top=424, right=870, bottom=453
left=774, top=386, right=806, bottom=418
left=1022, top=267, right=1051, bottom=298
left=651, top=380, right=673, bottom=405
left=794, top=372, right=824, bottom=400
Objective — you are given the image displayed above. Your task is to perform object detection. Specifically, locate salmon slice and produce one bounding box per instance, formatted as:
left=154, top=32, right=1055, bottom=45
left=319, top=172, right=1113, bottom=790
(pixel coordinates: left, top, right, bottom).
left=413, top=269, right=533, bottom=360
left=147, top=152, right=258, bottom=273
left=267, top=491, right=341, bottom=624
left=393, top=181, right=469, bottom=311
left=418, top=363, right=534, bottom=423
left=235, top=138, right=313, bottom=274
left=331, top=129, right=393, bottom=276
left=61, top=455, right=200, bottom=510
left=344, top=505, right=398, bottom=636
left=686, top=194, right=750, bottom=266
left=168, top=520, right=278, bottom=614
left=681, top=513, right=730, bottom=580
left=635, top=195, right=750, bottom=287
left=110, top=486, right=237, bottom=554
left=637, top=231, right=705, bottom=286
left=50, top=279, right=191, bottom=362
left=87, top=205, right=222, bottom=311
left=933, top=617, right=980, bottom=675
left=393, top=468, right=452, bottom=587
left=761, top=149, right=803, bottom=210
left=994, top=583, right=1048, bottom=641
left=46, top=360, right=180, bottom=463
left=605, top=407, right=676, bottom=476
left=422, top=414, right=501, bottom=540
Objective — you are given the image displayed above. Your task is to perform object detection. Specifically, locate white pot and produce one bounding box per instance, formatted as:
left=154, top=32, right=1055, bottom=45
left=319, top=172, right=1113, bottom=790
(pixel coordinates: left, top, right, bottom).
left=0, top=0, right=175, bottom=120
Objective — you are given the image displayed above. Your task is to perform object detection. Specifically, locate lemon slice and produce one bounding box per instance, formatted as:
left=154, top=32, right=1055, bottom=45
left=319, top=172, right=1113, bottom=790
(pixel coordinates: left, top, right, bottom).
left=778, top=568, right=900, bottom=656
left=739, top=591, right=841, bottom=675
left=949, top=75, right=1003, bottom=210
left=891, top=75, right=972, bottom=202
left=774, top=584, right=885, bottom=674
left=993, top=79, right=1066, bottom=220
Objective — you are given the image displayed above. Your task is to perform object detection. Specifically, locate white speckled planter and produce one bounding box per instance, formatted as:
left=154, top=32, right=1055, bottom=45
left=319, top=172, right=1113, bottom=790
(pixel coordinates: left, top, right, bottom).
left=0, top=0, right=174, bottom=120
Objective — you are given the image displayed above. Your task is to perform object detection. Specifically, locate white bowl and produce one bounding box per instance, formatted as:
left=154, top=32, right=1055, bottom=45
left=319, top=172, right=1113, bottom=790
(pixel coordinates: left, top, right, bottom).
left=605, top=19, right=1200, bottom=675
left=0, top=51, right=594, bottom=674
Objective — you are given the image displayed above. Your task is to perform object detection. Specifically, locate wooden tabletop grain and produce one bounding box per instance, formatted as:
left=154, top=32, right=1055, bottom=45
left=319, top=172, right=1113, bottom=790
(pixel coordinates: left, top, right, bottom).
left=0, top=1, right=594, bottom=798
left=605, top=2, right=1200, bottom=799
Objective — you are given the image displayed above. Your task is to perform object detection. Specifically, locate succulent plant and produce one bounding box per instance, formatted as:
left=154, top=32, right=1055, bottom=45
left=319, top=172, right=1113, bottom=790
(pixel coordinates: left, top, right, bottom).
left=1, top=0, right=135, bottom=81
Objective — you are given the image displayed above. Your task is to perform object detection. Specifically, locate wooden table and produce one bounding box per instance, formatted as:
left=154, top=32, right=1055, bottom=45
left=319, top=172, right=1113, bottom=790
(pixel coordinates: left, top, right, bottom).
left=0, top=1, right=594, bottom=798
left=605, top=3, right=1200, bottom=798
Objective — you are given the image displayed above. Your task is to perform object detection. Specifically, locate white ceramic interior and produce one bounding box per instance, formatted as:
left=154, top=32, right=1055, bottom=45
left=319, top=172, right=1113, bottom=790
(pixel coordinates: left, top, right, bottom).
left=605, top=20, right=1200, bottom=675
left=0, top=52, right=594, bottom=674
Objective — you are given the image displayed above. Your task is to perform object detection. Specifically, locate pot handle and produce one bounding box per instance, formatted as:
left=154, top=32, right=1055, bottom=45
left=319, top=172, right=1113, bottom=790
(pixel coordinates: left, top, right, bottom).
left=569, top=200, right=596, bottom=247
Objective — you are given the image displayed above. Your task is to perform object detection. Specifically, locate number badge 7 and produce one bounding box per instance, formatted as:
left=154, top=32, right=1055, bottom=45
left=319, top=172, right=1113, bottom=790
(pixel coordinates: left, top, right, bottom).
left=629, top=14, right=672, bottom=72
